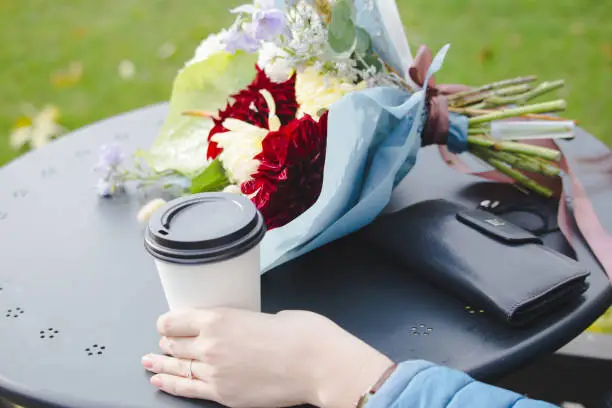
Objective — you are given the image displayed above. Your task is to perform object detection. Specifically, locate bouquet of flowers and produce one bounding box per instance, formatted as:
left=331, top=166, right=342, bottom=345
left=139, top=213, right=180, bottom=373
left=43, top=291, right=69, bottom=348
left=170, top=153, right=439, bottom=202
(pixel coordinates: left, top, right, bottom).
left=96, top=0, right=576, bottom=272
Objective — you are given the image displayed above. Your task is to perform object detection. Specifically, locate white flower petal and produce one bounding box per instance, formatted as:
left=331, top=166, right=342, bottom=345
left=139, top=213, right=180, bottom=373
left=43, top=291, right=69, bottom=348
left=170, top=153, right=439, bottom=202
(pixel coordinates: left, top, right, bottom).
left=223, top=185, right=243, bottom=194
left=9, top=127, right=30, bottom=150
left=230, top=4, right=259, bottom=14
left=221, top=118, right=268, bottom=134
left=212, top=120, right=267, bottom=185
left=137, top=198, right=167, bottom=223
left=184, top=32, right=228, bottom=68
left=257, top=42, right=293, bottom=83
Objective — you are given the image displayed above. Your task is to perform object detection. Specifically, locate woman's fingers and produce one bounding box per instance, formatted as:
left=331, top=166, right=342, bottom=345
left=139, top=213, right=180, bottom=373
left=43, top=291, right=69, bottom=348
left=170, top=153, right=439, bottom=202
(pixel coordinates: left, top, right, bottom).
left=150, top=374, right=215, bottom=400
left=159, top=336, right=202, bottom=360
left=157, top=310, right=202, bottom=337
left=142, top=354, right=212, bottom=380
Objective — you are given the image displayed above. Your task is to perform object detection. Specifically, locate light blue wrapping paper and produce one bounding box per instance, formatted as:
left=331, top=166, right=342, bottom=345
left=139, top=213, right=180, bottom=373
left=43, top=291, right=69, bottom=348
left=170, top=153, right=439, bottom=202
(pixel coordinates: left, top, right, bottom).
left=261, top=44, right=460, bottom=272
left=354, top=0, right=413, bottom=77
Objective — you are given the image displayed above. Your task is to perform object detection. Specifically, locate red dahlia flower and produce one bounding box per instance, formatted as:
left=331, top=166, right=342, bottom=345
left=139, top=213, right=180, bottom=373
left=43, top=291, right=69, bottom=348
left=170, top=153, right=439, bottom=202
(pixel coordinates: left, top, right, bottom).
left=242, top=112, right=328, bottom=230
left=207, top=66, right=298, bottom=159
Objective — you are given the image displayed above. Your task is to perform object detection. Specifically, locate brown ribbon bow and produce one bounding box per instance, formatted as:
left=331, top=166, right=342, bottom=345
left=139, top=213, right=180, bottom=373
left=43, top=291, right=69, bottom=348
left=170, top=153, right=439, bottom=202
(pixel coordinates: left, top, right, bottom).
left=408, top=45, right=471, bottom=147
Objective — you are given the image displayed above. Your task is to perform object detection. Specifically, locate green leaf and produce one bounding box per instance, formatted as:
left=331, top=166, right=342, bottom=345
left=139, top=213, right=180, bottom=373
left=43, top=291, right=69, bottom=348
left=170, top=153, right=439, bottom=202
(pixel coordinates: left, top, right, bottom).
left=189, top=158, right=230, bottom=194
left=361, top=53, right=384, bottom=73
left=140, top=50, right=257, bottom=176
left=328, top=0, right=356, bottom=54
left=354, top=26, right=372, bottom=55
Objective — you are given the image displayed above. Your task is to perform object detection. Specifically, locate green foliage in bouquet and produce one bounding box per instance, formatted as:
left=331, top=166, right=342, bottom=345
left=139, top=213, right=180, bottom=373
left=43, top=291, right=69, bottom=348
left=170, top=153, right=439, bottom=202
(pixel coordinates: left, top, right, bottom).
left=327, top=0, right=356, bottom=54
left=136, top=51, right=257, bottom=176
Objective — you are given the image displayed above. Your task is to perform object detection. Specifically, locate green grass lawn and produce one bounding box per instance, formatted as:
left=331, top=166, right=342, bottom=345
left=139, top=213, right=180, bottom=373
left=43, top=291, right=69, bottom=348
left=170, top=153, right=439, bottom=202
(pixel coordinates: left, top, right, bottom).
left=1, top=0, right=611, bottom=166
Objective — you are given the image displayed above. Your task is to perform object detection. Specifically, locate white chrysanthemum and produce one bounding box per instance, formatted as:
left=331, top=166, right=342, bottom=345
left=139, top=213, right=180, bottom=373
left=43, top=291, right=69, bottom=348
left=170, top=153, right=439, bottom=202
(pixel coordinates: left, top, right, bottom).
left=212, top=89, right=281, bottom=185
left=212, top=119, right=267, bottom=185
left=295, top=66, right=367, bottom=119
left=257, top=42, right=293, bottom=83
left=184, top=32, right=228, bottom=68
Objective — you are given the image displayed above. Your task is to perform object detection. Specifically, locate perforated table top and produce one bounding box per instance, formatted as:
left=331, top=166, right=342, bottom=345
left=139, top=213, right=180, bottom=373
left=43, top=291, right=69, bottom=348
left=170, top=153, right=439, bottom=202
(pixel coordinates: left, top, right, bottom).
left=0, top=103, right=610, bottom=408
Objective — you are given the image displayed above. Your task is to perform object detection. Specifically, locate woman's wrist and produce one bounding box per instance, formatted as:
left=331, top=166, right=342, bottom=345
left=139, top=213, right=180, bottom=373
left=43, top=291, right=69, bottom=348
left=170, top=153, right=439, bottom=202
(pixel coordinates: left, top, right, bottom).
left=305, top=331, right=394, bottom=408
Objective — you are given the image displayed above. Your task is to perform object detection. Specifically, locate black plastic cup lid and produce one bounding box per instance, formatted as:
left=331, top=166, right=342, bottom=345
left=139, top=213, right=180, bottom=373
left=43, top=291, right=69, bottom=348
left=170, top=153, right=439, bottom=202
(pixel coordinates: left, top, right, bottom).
left=144, top=193, right=266, bottom=265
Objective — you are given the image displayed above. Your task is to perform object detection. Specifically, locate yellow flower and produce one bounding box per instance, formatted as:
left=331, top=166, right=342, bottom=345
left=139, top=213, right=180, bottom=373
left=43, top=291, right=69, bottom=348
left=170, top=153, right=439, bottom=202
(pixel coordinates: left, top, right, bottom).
left=314, top=0, right=332, bottom=23
left=10, top=105, right=65, bottom=150
left=295, top=66, right=367, bottom=120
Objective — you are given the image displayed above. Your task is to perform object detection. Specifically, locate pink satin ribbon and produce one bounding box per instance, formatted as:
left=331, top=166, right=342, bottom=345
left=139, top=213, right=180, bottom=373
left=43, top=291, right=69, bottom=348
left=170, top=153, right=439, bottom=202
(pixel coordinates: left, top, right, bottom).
left=408, top=46, right=471, bottom=147
left=439, top=140, right=612, bottom=281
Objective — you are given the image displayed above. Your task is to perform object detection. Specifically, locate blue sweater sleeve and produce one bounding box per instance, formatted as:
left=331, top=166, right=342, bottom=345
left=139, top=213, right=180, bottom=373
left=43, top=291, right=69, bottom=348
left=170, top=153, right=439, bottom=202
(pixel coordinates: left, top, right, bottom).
left=365, top=361, right=558, bottom=408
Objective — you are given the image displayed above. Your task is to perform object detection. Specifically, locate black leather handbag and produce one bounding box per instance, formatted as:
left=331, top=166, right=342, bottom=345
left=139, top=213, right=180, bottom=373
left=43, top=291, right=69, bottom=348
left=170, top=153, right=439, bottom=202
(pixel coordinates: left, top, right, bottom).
left=362, top=199, right=590, bottom=326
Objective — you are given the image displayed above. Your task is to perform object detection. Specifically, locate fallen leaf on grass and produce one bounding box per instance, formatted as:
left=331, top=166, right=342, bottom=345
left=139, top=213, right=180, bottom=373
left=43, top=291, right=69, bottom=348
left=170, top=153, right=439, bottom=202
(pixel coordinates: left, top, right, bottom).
left=478, top=46, right=494, bottom=64
left=71, top=26, right=89, bottom=39
left=50, top=61, right=83, bottom=88
left=602, top=43, right=612, bottom=60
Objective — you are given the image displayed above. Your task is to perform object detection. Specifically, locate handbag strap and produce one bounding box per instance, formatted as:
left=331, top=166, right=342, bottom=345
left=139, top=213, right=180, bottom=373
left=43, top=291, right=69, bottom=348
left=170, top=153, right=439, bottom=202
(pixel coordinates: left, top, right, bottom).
left=437, top=140, right=612, bottom=281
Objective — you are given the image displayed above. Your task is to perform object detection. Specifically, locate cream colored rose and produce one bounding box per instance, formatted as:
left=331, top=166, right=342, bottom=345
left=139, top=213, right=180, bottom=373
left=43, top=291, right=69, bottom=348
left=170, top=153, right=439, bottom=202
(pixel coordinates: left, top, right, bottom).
left=295, top=66, right=367, bottom=119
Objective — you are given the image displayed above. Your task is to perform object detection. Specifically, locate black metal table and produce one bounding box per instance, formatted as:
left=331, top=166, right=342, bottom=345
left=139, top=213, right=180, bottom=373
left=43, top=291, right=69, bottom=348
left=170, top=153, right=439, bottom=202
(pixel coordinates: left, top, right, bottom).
left=0, top=103, right=610, bottom=408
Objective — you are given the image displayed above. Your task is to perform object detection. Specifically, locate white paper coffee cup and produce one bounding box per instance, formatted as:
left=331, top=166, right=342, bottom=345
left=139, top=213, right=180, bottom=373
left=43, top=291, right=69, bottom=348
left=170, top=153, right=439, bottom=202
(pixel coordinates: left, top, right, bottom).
left=144, top=193, right=266, bottom=311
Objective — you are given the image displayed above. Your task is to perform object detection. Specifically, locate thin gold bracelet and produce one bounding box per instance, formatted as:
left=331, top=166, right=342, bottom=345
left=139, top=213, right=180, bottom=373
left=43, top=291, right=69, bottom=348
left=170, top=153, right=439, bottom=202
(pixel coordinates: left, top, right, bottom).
left=355, top=363, right=398, bottom=408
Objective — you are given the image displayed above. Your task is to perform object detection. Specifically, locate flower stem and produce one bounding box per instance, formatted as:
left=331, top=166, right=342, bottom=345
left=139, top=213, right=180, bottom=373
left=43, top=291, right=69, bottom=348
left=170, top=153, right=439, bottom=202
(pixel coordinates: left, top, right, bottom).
left=449, top=106, right=575, bottom=122
left=453, top=83, right=532, bottom=107
left=447, top=75, right=538, bottom=102
left=467, top=100, right=567, bottom=126
left=468, top=136, right=562, bottom=161
left=479, top=80, right=565, bottom=108
left=517, top=154, right=562, bottom=177
left=472, top=153, right=553, bottom=197
left=468, top=127, right=490, bottom=135
left=473, top=146, right=560, bottom=177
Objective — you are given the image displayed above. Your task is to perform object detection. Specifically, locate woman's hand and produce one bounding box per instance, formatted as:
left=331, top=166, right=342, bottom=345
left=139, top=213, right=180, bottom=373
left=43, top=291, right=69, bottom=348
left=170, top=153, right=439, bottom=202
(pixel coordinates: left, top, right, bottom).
left=142, top=308, right=393, bottom=408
